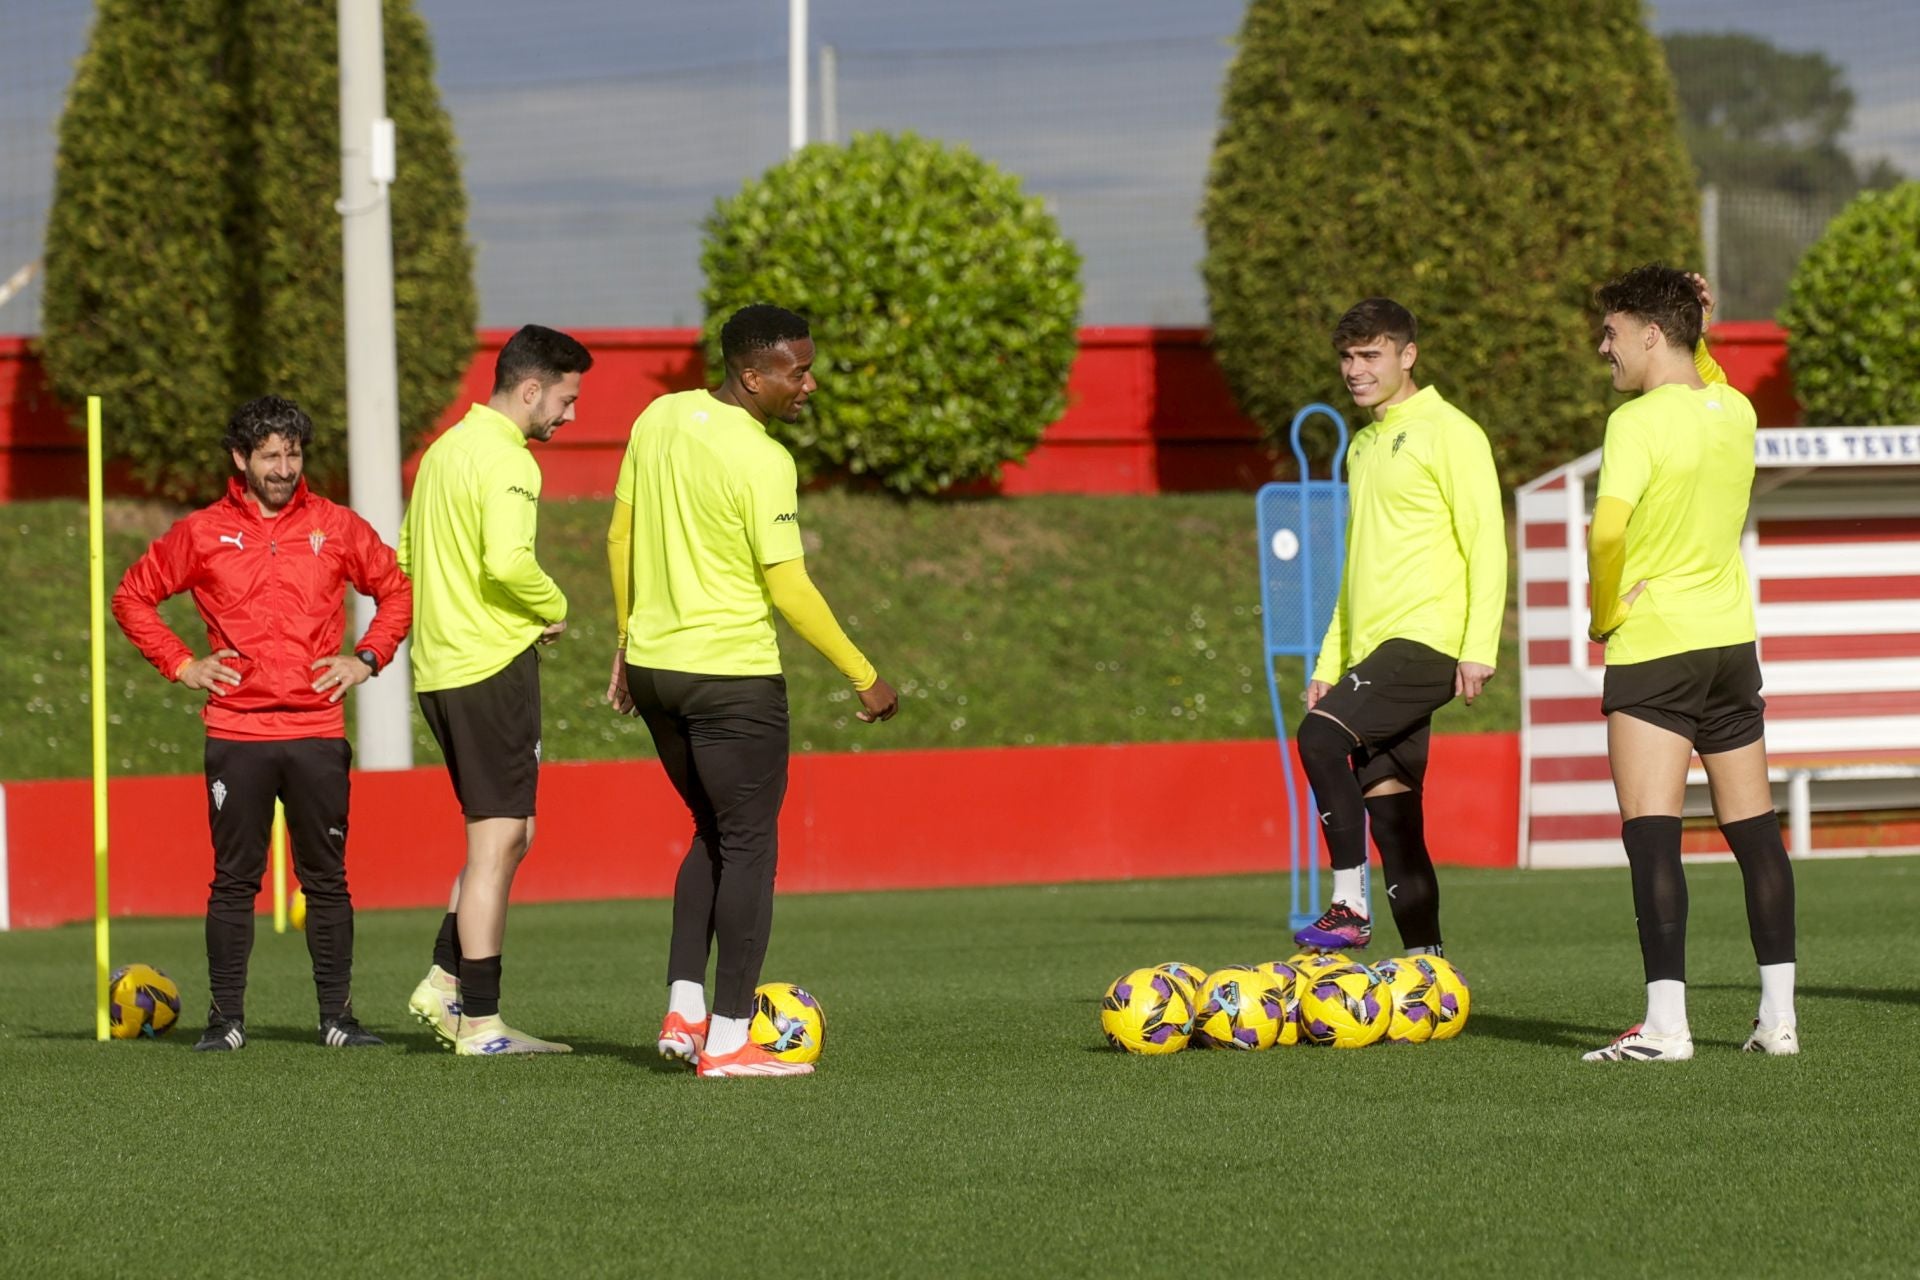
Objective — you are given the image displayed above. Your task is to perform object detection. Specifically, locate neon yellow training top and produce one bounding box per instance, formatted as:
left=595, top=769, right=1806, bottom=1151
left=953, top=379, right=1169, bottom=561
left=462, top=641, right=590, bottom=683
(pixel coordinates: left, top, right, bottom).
left=398, top=403, right=567, bottom=692
left=613, top=389, right=856, bottom=677
left=1588, top=345, right=1757, bottom=662
left=1311, top=385, right=1507, bottom=685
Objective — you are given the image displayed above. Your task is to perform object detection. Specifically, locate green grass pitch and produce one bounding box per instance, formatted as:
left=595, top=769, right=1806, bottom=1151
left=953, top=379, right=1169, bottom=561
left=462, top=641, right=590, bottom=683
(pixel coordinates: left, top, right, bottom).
left=3, top=860, right=1917, bottom=1277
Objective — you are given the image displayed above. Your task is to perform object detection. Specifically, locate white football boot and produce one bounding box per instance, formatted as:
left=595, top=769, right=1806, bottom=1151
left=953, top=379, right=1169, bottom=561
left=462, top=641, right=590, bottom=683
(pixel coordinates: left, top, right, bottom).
left=1740, top=1020, right=1800, bottom=1056
left=1582, top=1023, right=1695, bottom=1062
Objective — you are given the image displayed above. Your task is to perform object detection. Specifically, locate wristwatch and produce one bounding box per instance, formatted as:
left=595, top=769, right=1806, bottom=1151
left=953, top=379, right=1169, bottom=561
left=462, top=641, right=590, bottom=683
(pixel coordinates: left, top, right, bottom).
left=355, top=647, right=381, bottom=675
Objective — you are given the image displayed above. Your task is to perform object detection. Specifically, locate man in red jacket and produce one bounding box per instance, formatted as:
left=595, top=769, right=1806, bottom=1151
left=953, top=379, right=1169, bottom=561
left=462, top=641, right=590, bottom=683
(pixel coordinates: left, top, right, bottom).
left=113, top=396, right=412, bottom=1051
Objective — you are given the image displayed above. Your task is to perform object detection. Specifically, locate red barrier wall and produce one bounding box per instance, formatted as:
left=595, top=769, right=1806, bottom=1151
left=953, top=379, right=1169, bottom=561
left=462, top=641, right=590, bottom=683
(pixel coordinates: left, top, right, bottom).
left=2, top=732, right=1521, bottom=928
left=0, top=323, right=1797, bottom=501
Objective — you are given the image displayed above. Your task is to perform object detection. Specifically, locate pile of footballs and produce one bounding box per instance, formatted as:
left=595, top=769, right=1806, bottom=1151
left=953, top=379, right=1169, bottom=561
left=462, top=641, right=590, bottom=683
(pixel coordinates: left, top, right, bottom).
left=1100, top=953, right=1469, bottom=1053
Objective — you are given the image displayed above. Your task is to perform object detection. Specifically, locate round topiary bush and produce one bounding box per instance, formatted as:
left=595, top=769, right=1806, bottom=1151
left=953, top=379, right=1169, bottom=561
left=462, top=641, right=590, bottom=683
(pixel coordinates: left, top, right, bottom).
left=700, top=131, right=1082, bottom=495
left=40, top=0, right=474, bottom=502
left=1203, top=0, right=1700, bottom=486
left=1779, top=181, right=1920, bottom=426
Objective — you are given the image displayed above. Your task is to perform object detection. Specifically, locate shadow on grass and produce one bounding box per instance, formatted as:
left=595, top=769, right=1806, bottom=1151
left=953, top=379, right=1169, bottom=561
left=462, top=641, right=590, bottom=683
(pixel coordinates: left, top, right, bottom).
left=25, top=1024, right=683, bottom=1069
left=25, top=1029, right=120, bottom=1043
left=1464, top=1011, right=1620, bottom=1049
left=1693, top=983, right=1920, bottom=1009
left=1094, top=915, right=1270, bottom=928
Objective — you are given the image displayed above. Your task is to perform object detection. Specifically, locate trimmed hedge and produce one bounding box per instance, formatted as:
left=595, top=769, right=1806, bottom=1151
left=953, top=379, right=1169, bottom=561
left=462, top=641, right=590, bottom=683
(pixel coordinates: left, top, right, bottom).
left=700, top=132, right=1082, bottom=495
left=40, top=0, right=474, bottom=501
left=1203, top=0, right=1700, bottom=486
left=1779, top=182, right=1920, bottom=426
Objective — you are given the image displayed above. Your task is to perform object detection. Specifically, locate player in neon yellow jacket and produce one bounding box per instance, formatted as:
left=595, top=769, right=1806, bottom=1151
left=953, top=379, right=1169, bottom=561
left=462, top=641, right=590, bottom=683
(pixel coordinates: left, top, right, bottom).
left=1294, top=298, right=1506, bottom=957
left=606, top=304, right=898, bottom=1078
left=1582, top=268, right=1797, bottom=1064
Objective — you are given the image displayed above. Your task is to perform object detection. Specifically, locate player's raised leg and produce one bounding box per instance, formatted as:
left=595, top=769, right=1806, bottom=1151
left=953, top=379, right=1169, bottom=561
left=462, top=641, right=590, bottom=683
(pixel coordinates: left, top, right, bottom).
left=1583, top=711, right=1695, bottom=1062
left=1293, top=709, right=1373, bottom=950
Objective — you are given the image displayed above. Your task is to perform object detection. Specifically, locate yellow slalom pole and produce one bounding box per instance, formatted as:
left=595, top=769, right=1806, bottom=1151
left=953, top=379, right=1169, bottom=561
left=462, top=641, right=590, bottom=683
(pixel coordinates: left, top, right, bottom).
left=271, top=800, right=288, bottom=933
left=88, top=395, right=110, bottom=1041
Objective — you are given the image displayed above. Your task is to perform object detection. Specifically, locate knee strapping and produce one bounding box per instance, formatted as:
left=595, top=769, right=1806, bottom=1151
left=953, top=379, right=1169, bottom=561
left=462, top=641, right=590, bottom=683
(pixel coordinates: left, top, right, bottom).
left=1297, top=713, right=1356, bottom=774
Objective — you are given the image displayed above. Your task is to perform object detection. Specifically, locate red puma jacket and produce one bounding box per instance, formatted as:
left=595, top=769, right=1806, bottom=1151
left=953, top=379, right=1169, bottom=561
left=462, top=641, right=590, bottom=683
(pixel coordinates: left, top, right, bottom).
left=112, top=477, right=412, bottom=741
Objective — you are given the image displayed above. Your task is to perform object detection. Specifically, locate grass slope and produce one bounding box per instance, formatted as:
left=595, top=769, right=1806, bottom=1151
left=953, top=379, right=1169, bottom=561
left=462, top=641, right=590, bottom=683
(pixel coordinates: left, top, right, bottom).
left=2, top=858, right=1915, bottom=1276
left=0, top=493, right=1520, bottom=780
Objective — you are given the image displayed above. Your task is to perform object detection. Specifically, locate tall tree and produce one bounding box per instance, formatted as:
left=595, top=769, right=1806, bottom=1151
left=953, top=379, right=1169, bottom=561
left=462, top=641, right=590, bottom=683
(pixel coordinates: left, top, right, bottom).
left=1203, top=0, right=1699, bottom=487
left=1663, top=32, right=1901, bottom=319
left=40, top=0, right=475, bottom=502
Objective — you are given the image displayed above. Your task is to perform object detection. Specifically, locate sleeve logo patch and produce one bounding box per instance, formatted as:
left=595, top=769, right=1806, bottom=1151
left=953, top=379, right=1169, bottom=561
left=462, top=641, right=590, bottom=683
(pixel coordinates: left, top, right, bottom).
left=507, top=484, right=538, bottom=501
left=773, top=512, right=798, bottom=524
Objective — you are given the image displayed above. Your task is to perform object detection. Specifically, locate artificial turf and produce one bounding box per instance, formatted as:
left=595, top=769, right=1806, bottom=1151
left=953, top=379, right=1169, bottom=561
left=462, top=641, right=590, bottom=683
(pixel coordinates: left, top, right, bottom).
left=3, top=858, right=1917, bottom=1277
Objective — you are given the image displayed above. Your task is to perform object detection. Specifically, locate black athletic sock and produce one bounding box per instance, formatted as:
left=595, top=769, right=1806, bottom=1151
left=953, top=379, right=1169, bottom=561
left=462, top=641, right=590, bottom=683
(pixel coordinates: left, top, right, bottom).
left=1622, top=816, right=1687, bottom=983
left=459, top=954, right=502, bottom=1018
left=1367, top=791, right=1441, bottom=950
left=1298, top=714, right=1367, bottom=871
left=1721, top=811, right=1796, bottom=966
left=432, top=912, right=460, bottom=975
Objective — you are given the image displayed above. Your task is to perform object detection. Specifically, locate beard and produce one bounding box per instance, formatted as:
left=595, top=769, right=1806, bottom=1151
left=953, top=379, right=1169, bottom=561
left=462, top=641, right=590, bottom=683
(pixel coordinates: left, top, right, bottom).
left=248, top=472, right=296, bottom=510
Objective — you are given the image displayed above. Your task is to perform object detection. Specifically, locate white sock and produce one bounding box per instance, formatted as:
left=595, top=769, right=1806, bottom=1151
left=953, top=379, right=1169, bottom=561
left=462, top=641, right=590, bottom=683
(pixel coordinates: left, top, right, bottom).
left=1332, top=868, right=1367, bottom=914
left=705, top=1014, right=749, bottom=1057
left=1643, top=979, right=1688, bottom=1037
left=1757, top=963, right=1796, bottom=1027
left=668, top=980, right=706, bottom=1022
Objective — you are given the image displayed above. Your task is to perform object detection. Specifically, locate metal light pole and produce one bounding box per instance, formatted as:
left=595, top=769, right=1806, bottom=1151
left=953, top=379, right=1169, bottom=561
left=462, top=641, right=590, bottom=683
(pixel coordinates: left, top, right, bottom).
left=789, top=0, right=808, bottom=153
left=338, top=0, right=412, bottom=768
left=820, top=43, right=838, bottom=144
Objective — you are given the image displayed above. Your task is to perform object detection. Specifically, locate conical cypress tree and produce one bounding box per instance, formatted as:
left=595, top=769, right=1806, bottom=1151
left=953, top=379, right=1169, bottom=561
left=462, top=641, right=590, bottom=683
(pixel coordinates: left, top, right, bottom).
left=1203, top=0, right=1700, bottom=485
left=40, top=0, right=474, bottom=501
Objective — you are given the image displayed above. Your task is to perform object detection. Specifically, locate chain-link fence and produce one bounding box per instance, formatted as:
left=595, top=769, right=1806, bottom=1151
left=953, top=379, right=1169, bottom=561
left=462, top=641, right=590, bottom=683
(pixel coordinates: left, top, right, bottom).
left=2, top=0, right=1913, bottom=333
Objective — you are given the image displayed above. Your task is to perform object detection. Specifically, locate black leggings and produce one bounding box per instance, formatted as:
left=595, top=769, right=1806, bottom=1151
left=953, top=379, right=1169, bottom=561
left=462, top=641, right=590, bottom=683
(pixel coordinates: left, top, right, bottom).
left=627, top=665, right=789, bottom=1020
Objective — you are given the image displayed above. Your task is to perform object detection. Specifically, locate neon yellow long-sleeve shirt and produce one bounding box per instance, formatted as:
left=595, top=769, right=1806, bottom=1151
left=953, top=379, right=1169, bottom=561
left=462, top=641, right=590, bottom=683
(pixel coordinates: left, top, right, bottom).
left=1587, top=340, right=1756, bottom=657
left=1311, top=386, right=1506, bottom=685
left=606, top=496, right=874, bottom=689
left=398, top=403, right=566, bottom=692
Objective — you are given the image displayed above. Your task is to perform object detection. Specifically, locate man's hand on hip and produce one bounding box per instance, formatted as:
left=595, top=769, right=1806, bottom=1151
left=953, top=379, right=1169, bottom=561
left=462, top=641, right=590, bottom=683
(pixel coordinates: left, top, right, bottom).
left=310, top=654, right=373, bottom=704
left=179, top=650, right=243, bottom=695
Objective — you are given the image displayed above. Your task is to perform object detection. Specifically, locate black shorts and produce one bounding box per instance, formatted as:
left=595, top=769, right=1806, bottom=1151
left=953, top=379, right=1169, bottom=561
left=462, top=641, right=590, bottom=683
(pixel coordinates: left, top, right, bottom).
left=1309, top=638, right=1458, bottom=791
left=1601, top=641, right=1765, bottom=755
left=418, top=646, right=542, bottom=818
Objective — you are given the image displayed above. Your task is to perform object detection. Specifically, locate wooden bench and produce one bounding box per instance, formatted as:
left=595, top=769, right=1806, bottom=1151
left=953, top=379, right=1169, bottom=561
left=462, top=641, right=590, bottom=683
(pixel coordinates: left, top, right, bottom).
left=1684, top=759, right=1920, bottom=857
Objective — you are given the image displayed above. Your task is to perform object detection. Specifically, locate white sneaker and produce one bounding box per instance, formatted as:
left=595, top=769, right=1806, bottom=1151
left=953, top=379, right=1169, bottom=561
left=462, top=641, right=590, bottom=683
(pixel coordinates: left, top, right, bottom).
left=1582, top=1023, right=1694, bottom=1062
left=1741, top=1020, right=1800, bottom=1056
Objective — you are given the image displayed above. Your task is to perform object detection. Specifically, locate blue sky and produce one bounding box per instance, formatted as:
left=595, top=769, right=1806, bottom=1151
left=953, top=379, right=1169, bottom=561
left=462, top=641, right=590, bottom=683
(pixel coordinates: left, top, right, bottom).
left=2, top=0, right=1914, bottom=330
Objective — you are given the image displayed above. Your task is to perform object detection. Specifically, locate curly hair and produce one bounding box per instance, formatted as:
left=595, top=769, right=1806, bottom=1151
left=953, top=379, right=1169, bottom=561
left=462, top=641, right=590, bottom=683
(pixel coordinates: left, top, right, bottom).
left=1594, top=264, right=1702, bottom=351
left=223, top=395, right=314, bottom=458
